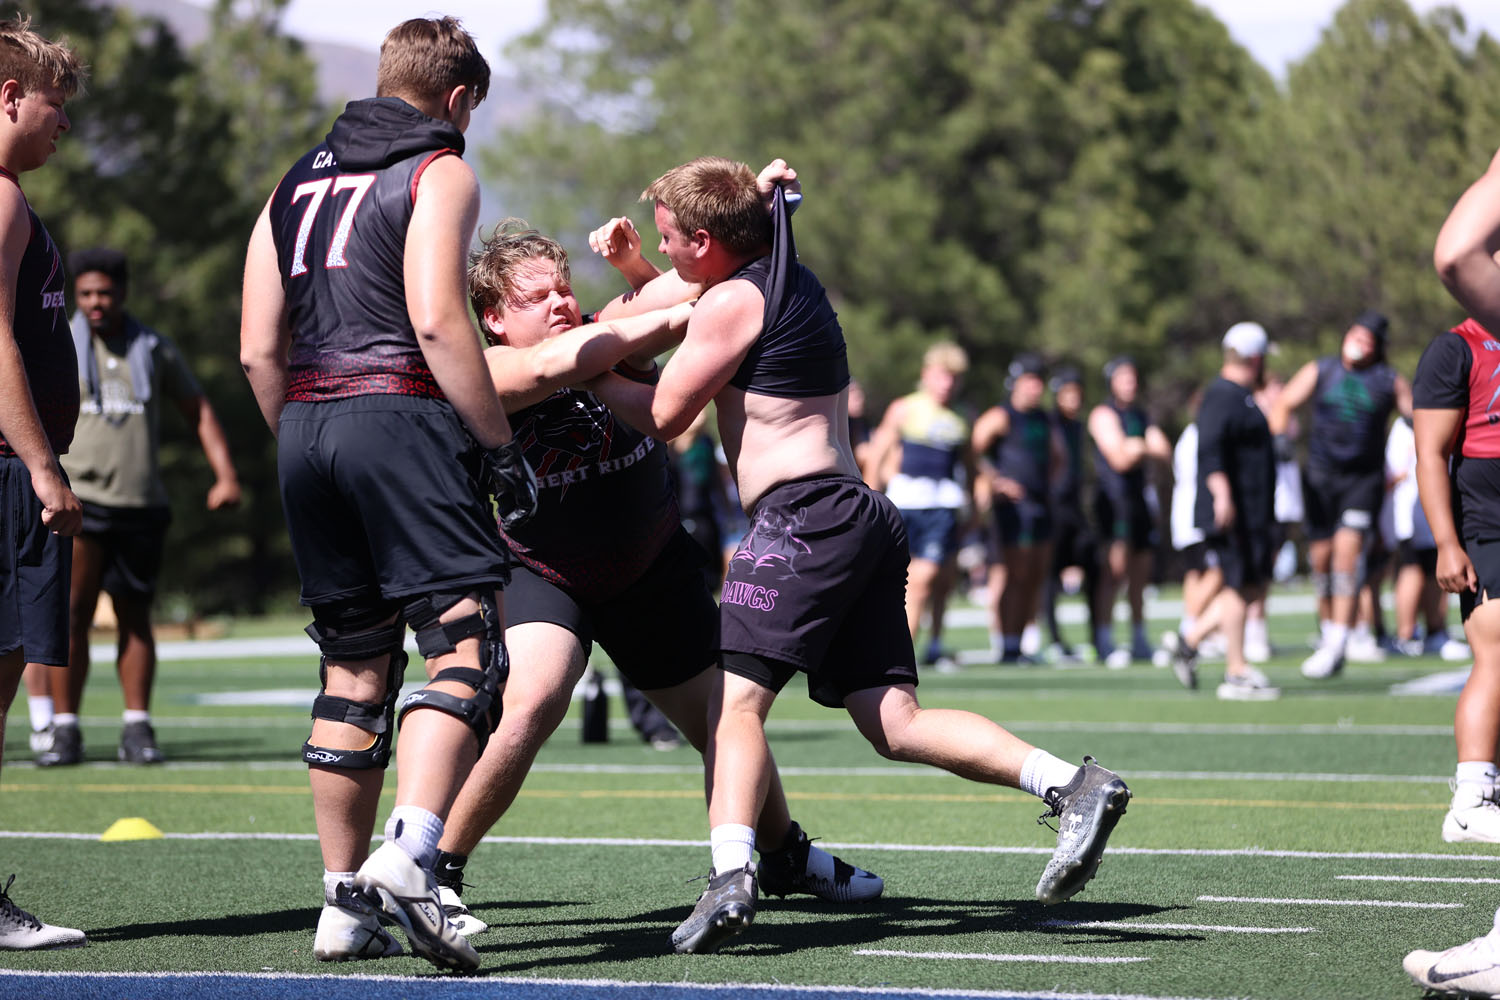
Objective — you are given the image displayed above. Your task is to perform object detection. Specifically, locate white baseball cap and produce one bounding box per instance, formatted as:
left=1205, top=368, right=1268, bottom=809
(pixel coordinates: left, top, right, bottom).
left=1222, top=321, right=1269, bottom=357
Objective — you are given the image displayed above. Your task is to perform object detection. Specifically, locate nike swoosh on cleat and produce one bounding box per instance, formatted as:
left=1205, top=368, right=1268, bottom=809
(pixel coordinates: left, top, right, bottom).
left=1429, top=963, right=1500, bottom=984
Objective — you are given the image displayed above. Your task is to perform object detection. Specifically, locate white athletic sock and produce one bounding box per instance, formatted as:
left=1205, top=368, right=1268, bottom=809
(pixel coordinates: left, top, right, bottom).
left=1324, top=623, right=1349, bottom=652
left=52, top=712, right=78, bottom=728
left=1456, top=761, right=1500, bottom=786
left=1019, top=748, right=1080, bottom=800
left=27, top=695, right=52, bottom=732
left=122, top=709, right=150, bottom=725
left=323, top=869, right=357, bottom=905
left=988, top=630, right=1004, bottom=656
left=385, top=806, right=444, bottom=868
left=710, top=823, right=755, bottom=874
left=1244, top=617, right=1267, bottom=646
left=1179, top=616, right=1196, bottom=638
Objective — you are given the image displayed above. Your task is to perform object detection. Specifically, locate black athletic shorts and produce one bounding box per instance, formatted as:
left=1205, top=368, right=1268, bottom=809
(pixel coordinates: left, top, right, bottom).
left=1093, top=489, right=1156, bottom=550
left=1460, top=538, right=1500, bottom=622
left=505, top=527, right=717, bottom=690
left=990, top=497, right=1052, bottom=556
left=1050, top=503, right=1095, bottom=571
left=1178, top=540, right=1214, bottom=575
left=1304, top=465, right=1385, bottom=541
left=277, top=396, right=510, bottom=607
left=80, top=502, right=170, bottom=599
left=0, top=456, right=71, bottom=665
left=1207, top=526, right=1274, bottom=593
left=719, top=474, right=917, bottom=708
left=1395, top=540, right=1438, bottom=574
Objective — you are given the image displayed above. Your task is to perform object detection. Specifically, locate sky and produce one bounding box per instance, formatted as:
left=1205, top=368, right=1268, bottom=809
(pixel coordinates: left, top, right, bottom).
left=249, top=0, right=1500, bottom=77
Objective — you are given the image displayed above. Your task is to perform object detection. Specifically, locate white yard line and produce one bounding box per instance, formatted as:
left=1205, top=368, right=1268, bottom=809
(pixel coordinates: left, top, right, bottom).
left=1039, top=919, right=1316, bottom=934
left=854, top=949, right=1149, bottom=964
left=1197, top=895, right=1462, bottom=909
left=1335, top=874, right=1500, bottom=884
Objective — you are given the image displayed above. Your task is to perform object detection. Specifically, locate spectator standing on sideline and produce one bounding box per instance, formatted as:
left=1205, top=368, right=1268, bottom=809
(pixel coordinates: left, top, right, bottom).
left=1271, top=311, right=1412, bottom=680
left=1042, top=365, right=1098, bottom=662
left=1088, top=357, right=1171, bottom=668
left=29, top=248, right=241, bottom=768
left=973, top=353, right=1061, bottom=663
left=240, top=17, right=536, bottom=972
left=864, top=342, right=975, bottom=668
left=1162, top=323, right=1280, bottom=700
left=0, top=14, right=89, bottom=950
left=1402, top=144, right=1500, bottom=999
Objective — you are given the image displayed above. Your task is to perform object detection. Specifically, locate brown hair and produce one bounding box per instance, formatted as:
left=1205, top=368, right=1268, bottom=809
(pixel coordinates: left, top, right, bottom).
left=0, top=16, right=85, bottom=99
left=376, top=17, right=489, bottom=109
left=641, top=156, right=770, bottom=257
left=468, top=220, right=571, bottom=318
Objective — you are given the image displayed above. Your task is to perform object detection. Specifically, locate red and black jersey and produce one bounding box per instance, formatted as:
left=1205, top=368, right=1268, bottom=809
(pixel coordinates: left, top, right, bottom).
left=1413, top=319, right=1500, bottom=541
left=0, top=169, right=74, bottom=457
left=268, top=98, right=465, bottom=402
left=501, top=387, right=679, bottom=602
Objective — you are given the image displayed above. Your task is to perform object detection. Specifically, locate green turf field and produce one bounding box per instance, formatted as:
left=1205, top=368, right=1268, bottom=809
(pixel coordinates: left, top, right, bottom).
left=0, top=596, right=1489, bottom=999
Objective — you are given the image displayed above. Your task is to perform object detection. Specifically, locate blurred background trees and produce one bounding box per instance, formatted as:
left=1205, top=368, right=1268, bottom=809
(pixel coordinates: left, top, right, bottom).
left=30, top=0, right=1500, bottom=613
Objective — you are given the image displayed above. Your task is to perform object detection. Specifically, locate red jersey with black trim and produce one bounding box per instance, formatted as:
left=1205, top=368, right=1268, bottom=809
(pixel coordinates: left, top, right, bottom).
left=0, top=168, right=75, bottom=457
left=1413, top=318, right=1500, bottom=541
left=269, top=98, right=465, bottom=402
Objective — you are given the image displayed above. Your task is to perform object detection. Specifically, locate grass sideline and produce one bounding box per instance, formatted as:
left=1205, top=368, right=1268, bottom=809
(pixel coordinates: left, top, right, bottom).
left=0, top=593, right=1490, bottom=1000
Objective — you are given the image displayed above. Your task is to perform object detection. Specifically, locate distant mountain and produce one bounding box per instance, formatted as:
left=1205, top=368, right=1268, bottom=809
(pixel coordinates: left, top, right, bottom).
left=113, top=0, right=537, bottom=138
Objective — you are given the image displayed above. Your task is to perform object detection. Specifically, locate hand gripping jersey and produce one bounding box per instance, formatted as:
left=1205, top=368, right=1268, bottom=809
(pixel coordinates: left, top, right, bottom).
left=501, top=388, right=680, bottom=602
left=268, top=98, right=466, bottom=401
left=0, top=167, right=74, bottom=457
left=1307, top=355, right=1397, bottom=472
left=726, top=186, right=849, bottom=398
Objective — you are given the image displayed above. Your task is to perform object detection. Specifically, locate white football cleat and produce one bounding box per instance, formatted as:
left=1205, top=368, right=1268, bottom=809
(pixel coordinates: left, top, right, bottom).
left=1444, top=782, right=1500, bottom=844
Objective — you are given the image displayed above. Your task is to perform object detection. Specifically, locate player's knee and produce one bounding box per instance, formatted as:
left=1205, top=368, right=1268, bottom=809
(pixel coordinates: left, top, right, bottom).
left=302, top=599, right=407, bottom=771
left=398, top=590, right=508, bottom=751
left=1311, top=571, right=1332, bottom=599
left=1330, top=570, right=1360, bottom=599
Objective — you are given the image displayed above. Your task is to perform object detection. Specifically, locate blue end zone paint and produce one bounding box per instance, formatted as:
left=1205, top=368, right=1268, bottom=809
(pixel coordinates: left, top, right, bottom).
left=0, top=972, right=1198, bottom=1000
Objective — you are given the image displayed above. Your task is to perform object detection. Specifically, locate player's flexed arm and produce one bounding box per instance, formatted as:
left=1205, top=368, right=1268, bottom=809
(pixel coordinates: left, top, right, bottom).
left=1436, top=145, right=1500, bottom=333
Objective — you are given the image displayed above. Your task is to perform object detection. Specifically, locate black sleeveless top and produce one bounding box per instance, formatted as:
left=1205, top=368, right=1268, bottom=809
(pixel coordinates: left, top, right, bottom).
left=269, top=98, right=464, bottom=402
left=992, top=403, right=1052, bottom=503
left=0, top=169, right=74, bottom=457
left=1308, top=356, right=1397, bottom=471
left=1051, top=409, right=1085, bottom=507
left=1093, top=399, right=1149, bottom=502
left=726, top=188, right=849, bottom=398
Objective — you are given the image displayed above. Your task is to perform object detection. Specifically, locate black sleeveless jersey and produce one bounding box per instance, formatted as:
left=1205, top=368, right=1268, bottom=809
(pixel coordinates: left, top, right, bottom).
left=0, top=170, right=74, bottom=457
left=1051, top=409, right=1084, bottom=507
left=991, top=403, right=1052, bottom=502
left=1308, top=356, right=1397, bottom=471
left=1093, top=399, right=1149, bottom=502
left=725, top=190, right=848, bottom=398
left=268, top=98, right=465, bottom=401
left=501, top=388, right=680, bottom=601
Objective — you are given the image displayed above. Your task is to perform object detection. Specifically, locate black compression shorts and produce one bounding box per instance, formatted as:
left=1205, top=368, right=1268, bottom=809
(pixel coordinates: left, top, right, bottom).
left=1304, top=465, right=1385, bottom=542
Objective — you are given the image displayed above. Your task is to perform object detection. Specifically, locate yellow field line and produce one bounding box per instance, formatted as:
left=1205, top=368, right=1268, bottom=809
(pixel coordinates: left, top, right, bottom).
left=0, top=783, right=1445, bottom=811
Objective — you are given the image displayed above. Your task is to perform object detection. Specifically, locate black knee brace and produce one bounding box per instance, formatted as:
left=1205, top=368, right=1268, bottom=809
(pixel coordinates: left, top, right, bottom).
left=397, top=590, right=508, bottom=751
left=301, top=601, right=407, bottom=770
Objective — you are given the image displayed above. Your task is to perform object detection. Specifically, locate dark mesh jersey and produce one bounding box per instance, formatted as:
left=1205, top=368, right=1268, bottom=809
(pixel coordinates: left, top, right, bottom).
left=501, top=388, right=680, bottom=602
left=992, top=403, right=1052, bottom=502
left=268, top=98, right=465, bottom=401
left=1308, top=356, right=1397, bottom=471
left=0, top=170, right=74, bottom=457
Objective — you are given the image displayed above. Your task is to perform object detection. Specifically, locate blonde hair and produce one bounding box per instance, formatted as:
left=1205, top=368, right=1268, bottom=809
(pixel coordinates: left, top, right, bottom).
left=377, top=17, right=488, bottom=109
left=0, top=15, right=84, bottom=99
left=923, top=342, right=969, bottom=375
left=641, top=156, right=770, bottom=257
left=468, top=219, right=570, bottom=318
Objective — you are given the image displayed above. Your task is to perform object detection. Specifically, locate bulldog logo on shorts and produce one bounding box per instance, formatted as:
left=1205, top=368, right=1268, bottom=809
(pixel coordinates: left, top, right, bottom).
left=732, top=505, right=811, bottom=578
